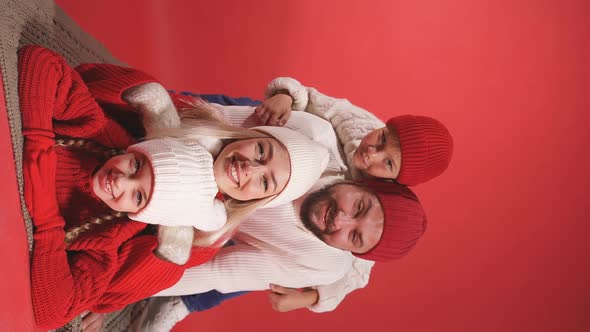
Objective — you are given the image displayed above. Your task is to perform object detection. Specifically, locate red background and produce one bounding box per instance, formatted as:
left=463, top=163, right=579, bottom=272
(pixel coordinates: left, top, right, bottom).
left=53, top=1, right=590, bottom=331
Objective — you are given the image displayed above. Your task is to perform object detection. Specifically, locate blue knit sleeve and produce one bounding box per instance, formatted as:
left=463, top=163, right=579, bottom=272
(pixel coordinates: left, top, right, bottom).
left=178, top=92, right=262, bottom=107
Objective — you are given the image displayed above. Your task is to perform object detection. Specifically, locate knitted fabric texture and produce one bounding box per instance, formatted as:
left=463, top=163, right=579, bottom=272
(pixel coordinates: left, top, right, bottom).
left=387, top=115, right=453, bottom=186
left=354, top=180, right=427, bottom=262
left=252, top=126, right=329, bottom=208
left=128, top=138, right=226, bottom=231
left=18, top=46, right=220, bottom=329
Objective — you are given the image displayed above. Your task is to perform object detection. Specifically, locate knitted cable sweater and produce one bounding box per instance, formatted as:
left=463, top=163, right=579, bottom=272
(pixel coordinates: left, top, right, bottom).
left=156, top=199, right=358, bottom=293
left=19, top=45, right=219, bottom=329
left=266, top=77, right=386, bottom=180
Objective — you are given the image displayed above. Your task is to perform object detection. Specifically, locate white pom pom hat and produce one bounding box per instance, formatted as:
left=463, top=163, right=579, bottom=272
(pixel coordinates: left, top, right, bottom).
left=127, top=138, right=226, bottom=231
left=253, top=126, right=329, bottom=208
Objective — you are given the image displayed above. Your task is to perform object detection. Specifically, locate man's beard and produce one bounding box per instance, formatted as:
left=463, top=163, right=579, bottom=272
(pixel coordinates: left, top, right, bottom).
left=300, top=186, right=338, bottom=241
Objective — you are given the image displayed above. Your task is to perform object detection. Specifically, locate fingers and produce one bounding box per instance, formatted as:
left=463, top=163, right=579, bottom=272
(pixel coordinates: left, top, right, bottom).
left=268, top=291, right=281, bottom=311
left=268, top=292, right=287, bottom=312
left=255, top=106, right=269, bottom=125
left=268, top=111, right=282, bottom=126
left=260, top=109, right=272, bottom=125
left=254, top=106, right=264, bottom=118
left=269, top=283, right=289, bottom=294
left=82, top=312, right=105, bottom=332
left=277, top=113, right=289, bottom=126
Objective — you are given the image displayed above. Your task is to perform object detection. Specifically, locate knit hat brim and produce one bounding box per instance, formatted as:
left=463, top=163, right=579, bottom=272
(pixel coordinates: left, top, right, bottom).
left=354, top=180, right=427, bottom=262
left=127, top=138, right=226, bottom=231
left=387, top=115, right=453, bottom=186
left=252, top=126, right=329, bottom=208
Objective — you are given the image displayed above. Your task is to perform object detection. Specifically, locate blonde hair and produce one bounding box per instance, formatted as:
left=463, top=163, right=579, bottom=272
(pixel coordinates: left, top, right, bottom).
left=64, top=211, right=127, bottom=246
left=54, top=137, right=124, bottom=159
left=150, top=97, right=281, bottom=247
left=54, top=137, right=127, bottom=245
left=150, top=97, right=269, bottom=141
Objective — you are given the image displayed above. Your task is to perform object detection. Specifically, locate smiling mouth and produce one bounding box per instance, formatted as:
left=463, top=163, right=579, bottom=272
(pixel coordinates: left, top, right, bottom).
left=227, top=157, right=240, bottom=186
left=103, top=170, right=115, bottom=199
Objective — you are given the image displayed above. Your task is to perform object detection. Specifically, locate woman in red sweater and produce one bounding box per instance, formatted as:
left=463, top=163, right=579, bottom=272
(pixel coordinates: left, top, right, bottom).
left=20, top=45, right=329, bottom=329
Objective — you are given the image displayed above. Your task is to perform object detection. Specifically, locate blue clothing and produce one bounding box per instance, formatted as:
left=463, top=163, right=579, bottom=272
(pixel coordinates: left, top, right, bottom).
left=181, top=290, right=249, bottom=312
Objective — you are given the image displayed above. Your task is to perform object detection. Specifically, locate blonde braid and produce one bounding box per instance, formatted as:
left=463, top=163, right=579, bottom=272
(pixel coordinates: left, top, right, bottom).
left=54, top=137, right=125, bottom=160
left=54, top=137, right=129, bottom=246
left=64, top=211, right=127, bottom=246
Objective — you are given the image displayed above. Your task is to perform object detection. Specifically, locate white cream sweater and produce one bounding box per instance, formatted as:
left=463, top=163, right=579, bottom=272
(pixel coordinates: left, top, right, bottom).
left=156, top=194, right=375, bottom=313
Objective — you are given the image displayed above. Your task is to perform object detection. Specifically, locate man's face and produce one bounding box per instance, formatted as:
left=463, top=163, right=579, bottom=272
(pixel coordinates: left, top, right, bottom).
left=300, top=183, right=384, bottom=253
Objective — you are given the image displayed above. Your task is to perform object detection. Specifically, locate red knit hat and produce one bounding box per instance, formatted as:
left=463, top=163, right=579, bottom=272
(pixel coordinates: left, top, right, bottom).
left=387, top=115, right=453, bottom=186
left=353, top=180, right=427, bottom=262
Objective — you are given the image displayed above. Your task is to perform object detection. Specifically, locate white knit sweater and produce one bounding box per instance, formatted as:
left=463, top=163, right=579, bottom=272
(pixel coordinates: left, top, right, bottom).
left=156, top=194, right=375, bottom=312
left=266, top=77, right=386, bottom=180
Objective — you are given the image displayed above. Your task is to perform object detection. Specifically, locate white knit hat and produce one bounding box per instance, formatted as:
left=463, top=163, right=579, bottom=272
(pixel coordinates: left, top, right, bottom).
left=127, top=138, right=226, bottom=231
left=252, top=126, right=329, bottom=208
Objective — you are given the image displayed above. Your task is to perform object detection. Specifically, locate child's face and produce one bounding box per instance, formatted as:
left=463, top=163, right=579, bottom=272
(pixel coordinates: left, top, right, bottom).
left=214, top=137, right=291, bottom=201
left=352, top=127, right=402, bottom=180
left=92, top=151, right=153, bottom=213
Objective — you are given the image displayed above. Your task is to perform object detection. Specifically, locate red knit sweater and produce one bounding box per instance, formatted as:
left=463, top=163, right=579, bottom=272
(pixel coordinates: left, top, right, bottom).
left=19, top=45, right=220, bottom=329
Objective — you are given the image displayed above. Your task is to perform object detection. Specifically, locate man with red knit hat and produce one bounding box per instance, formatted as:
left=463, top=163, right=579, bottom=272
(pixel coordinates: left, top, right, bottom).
left=131, top=179, right=427, bottom=331
left=300, top=180, right=427, bottom=261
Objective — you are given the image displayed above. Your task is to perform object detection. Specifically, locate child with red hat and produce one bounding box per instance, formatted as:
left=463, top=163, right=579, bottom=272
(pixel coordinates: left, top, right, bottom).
left=257, top=77, right=454, bottom=185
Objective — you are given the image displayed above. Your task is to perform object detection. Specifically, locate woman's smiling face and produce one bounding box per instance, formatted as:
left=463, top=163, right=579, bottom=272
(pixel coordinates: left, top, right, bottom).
left=91, top=151, right=153, bottom=213
left=213, top=137, right=291, bottom=201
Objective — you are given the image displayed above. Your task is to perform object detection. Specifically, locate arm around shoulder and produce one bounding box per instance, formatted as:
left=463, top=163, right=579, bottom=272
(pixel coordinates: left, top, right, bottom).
left=265, top=77, right=309, bottom=112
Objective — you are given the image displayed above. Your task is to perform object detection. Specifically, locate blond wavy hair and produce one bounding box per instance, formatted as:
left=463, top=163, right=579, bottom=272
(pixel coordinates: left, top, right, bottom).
left=150, top=97, right=280, bottom=247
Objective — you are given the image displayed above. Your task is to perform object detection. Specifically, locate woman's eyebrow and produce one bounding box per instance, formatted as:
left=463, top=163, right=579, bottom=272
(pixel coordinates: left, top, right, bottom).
left=267, top=141, right=274, bottom=160
left=270, top=172, right=278, bottom=193
left=268, top=141, right=278, bottom=193
left=363, top=199, right=373, bottom=217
